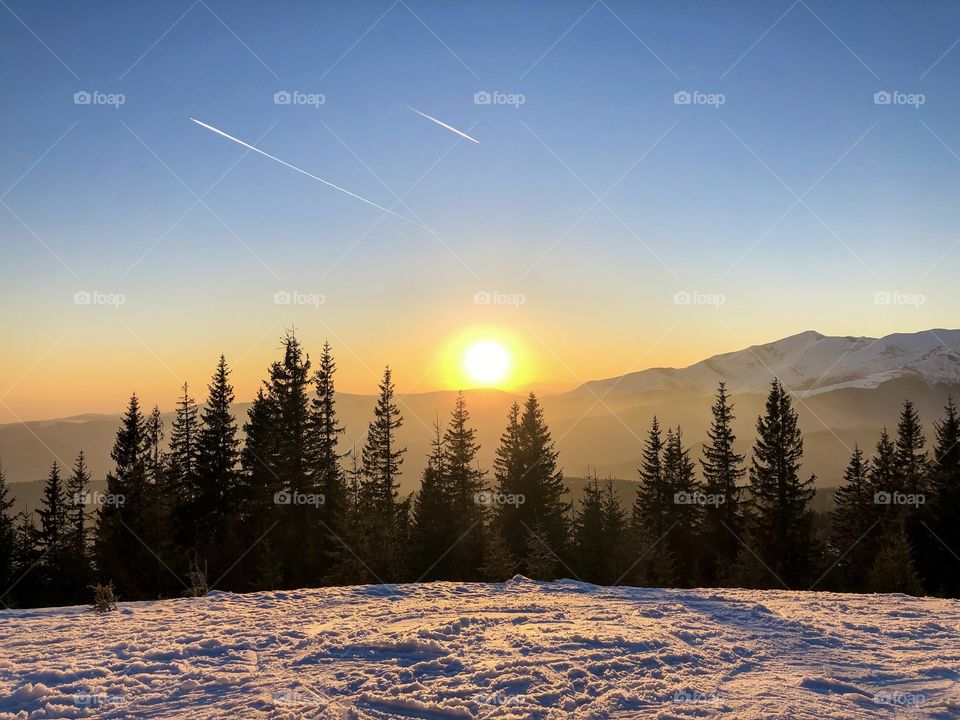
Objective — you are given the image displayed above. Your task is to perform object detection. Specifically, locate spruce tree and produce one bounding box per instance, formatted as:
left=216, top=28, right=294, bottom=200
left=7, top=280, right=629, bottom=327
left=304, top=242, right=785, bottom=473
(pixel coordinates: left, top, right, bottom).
left=64, top=452, right=92, bottom=602
left=143, top=404, right=175, bottom=595
left=239, top=388, right=279, bottom=590
left=925, top=399, right=960, bottom=595
left=442, top=392, right=485, bottom=579
left=411, top=420, right=450, bottom=580
left=494, top=394, right=568, bottom=577
left=269, top=331, right=314, bottom=587
left=662, top=426, right=699, bottom=586
left=699, top=383, right=746, bottom=585
left=894, top=400, right=927, bottom=496
left=10, top=511, right=40, bottom=607
left=744, top=379, right=818, bottom=588
left=631, top=417, right=675, bottom=586
left=95, top=393, right=151, bottom=598
left=573, top=473, right=605, bottom=583
left=307, top=342, right=347, bottom=579
left=892, top=399, right=928, bottom=592
left=0, top=462, right=14, bottom=601
left=196, top=355, right=242, bottom=585
left=573, top=473, right=628, bottom=584
left=829, top=445, right=876, bottom=591
left=37, top=462, right=68, bottom=603
left=359, top=366, right=407, bottom=581
left=168, top=383, right=200, bottom=572
left=868, top=525, right=923, bottom=596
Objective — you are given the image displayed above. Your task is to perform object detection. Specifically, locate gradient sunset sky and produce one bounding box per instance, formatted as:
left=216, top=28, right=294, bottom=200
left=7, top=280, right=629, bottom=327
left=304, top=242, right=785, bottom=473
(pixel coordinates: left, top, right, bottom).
left=2, top=1, right=960, bottom=421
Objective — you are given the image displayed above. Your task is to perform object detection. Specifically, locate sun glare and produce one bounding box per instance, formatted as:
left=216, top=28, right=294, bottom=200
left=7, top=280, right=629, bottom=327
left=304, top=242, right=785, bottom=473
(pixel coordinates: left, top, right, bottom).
left=464, top=340, right=511, bottom=386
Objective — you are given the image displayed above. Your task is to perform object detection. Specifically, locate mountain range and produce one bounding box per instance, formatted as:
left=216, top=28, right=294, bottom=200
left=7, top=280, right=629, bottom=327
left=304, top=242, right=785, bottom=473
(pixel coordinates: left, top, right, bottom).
left=4, top=329, right=959, bottom=511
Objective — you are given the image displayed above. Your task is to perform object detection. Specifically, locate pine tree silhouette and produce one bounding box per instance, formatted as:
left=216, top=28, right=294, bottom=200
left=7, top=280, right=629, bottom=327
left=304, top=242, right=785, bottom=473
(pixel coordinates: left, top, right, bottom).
left=744, top=379, right=818, bottom=588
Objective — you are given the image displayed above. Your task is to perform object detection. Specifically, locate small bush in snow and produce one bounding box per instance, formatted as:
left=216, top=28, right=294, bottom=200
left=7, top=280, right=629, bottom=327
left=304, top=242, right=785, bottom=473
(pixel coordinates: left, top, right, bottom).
left=90, top=582, right=118, bottom=613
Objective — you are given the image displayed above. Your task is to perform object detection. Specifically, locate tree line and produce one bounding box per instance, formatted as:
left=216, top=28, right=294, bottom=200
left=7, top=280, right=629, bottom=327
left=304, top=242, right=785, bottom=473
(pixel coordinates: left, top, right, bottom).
left=1, top=331, right=958, bottom=608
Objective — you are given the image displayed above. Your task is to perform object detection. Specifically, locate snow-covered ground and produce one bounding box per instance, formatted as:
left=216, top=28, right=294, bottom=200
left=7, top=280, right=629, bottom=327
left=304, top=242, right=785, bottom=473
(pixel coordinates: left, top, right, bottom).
left=1, top=578, right=958, bottom=718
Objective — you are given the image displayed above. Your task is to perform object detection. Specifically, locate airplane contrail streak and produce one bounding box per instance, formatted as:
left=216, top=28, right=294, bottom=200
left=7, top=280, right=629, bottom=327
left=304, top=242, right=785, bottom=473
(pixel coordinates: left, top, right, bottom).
left=190, top=118, right=422, bottom=226
left=405, top=106, right=479, bottom=143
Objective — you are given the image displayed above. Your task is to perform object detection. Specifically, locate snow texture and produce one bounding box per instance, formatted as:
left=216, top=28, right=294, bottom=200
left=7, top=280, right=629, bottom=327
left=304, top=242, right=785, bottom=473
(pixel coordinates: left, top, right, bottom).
left=1, top=578, right=958, bottom=718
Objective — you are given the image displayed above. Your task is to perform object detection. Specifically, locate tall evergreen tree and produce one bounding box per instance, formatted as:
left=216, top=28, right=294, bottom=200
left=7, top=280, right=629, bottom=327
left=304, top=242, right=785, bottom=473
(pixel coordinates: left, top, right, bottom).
left=631, top=417, right=675, bottom=586
left=662, top=426, right=700, bottom=586
left=196, top=355, right=242, bottom=585
left=307, top=342, right=347, bottom=578
left=37, top=462, right=69, bottom=603
left=168, top=383, right=200, bottom=572
left=64, top=451, right=92, bottom=602
left=411, top=420, right=449, bottom=580
left=95, top=393, right=151, bottom=598
left=359, top=366, right=407, bottom=581
left=894, top=400, right=927, bottom=496
left=892, top=399, right=929, bottom=591
left=0, top=462, right=15, bottom=602
left=269, top=331, right=315, bottom=588
left=572, top=473, right=628, bottom=584
left=699, top=383, right=746, bottom=585
left=494, top=394, right=568, bottom=577
left=744, top=379, right=818, bottom=588
left=925, top=398, right=960, bottom=595
left=442, top=392, right=486, bottom=579
left=829, top=445, right=876, bottom=590
left=238, top=387, right=279, bottom=590
left=11, top=510, right=40, bottom=607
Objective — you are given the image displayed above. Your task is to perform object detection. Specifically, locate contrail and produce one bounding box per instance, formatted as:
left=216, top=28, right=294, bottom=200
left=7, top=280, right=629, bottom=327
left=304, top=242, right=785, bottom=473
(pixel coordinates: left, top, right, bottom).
left=190, top=118, right=421, bottom=226
left=405, top=106, right=479, bottom=144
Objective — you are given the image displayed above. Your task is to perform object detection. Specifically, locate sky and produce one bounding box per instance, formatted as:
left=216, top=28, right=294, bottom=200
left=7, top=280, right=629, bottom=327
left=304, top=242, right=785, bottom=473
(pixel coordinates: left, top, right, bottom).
left=2, top=0, right=960, bottom=421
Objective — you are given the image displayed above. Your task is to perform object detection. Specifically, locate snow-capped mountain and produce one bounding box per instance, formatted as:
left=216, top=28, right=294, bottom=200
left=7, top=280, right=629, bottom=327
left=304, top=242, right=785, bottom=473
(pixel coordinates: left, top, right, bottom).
left=570, top=329, right=960, bottom=399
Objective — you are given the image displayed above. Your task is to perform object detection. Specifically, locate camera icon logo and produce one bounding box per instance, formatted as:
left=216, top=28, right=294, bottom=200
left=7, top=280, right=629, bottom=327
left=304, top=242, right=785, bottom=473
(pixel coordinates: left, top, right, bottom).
left=273, top=90, right=292, bottom=105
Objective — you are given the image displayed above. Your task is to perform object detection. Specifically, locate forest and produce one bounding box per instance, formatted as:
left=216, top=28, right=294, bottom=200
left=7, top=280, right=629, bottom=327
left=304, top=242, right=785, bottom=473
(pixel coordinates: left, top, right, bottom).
left=1, top=331, right=957, bottom=609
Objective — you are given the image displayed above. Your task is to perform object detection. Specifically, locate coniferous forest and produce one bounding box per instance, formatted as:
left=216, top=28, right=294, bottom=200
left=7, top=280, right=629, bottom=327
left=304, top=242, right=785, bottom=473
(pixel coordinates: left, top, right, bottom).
left=2, top=330, right=958, bottom=609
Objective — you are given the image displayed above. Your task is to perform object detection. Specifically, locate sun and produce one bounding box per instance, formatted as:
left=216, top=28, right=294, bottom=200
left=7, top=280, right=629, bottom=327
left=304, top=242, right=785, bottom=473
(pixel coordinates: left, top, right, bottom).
left=463, top=340, right=511, bottom=386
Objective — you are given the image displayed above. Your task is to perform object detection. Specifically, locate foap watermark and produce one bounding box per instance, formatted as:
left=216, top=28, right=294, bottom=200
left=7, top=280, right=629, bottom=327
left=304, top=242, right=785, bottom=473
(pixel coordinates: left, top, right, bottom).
left=873, top=691, right=926, bottom=707
left=74, top=90, right=125, bottom=108
left=474, top=490, right=525, bottom=508
left=273, top=90, right=325, bottom=108
left=472, top=691, right=529, bottom=709
left=474, top=90, right=525, bottom=108
left=674, top=90, right=725, bottom=108
left=75, top=490, right=125, bottom=508
left=74, top=692, right=126, bottom=708
left=473, top=290, right=525, bottom=308
left=873, top=290, right=925, bottom=308
left=674, top=491, right=725, bottom=507
left=274, top=290, right=325, bottom=308
left=874, top=491, right=925, bottom=508
left=273, top=490, right=325, bottom=507
left=672, top=690, right=721, bottom=705
left=674, top=290, right=725, bottom=309
left=873, top=90, right=925, bottom=108
left=74, top=290, right=125, bottom=308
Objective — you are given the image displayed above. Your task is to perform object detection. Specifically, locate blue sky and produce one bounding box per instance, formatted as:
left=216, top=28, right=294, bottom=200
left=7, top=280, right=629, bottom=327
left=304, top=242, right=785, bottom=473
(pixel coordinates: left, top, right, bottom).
left=2, top=0, right=960, bottom=418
